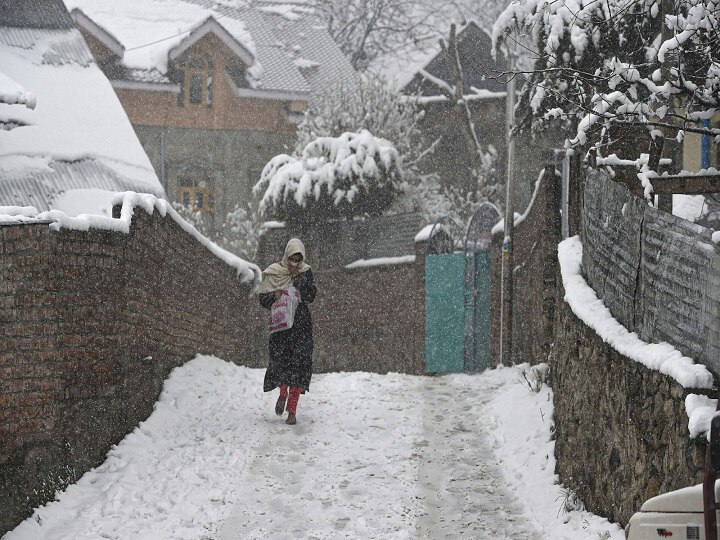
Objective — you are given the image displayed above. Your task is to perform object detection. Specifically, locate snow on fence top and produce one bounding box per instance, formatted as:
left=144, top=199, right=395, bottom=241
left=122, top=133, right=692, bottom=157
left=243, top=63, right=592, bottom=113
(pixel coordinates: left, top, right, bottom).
left=344, top=255, right=415, bottom=269
left=0, top=192, right=261, bottom=286
left=414, top=223, right=444, bottom=243
left=558, top=236, right=713, bottom=390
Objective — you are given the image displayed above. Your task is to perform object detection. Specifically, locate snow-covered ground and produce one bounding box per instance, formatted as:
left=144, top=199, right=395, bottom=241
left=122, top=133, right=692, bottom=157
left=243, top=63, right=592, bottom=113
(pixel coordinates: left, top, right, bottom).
left=5, top=356, right=624, bottom=540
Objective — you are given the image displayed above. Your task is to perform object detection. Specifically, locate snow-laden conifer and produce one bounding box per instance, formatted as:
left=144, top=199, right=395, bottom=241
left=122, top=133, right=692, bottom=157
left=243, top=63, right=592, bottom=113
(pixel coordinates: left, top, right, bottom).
left=254, top=129, right=402, bottom=223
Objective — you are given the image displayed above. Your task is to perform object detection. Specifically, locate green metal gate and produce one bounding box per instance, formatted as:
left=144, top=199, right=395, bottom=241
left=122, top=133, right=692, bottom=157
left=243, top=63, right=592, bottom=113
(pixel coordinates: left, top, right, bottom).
left=424, top=205, right=500, bottom=374
left=425, top=252, right=466, bottom=372
left=464, top=249, right=491, bottom=372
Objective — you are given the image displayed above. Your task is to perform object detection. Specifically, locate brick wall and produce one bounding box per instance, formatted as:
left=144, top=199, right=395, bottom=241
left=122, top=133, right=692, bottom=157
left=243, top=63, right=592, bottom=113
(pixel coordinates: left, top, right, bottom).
left=0, top=206, right=431, bottom=533
left=310, top=243, right=426, bottom=375
left=255, top=231, right=427, bottom=376
left=0, top=207, right=261, bottom=534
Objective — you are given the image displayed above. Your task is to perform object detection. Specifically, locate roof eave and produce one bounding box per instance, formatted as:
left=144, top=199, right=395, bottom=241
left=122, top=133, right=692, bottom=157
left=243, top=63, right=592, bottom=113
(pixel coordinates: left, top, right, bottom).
left=224, top=71, right=308, bottom=102
left=70, top=8, right=125, bottom=59
left=111, top=80, right=181, bottom=93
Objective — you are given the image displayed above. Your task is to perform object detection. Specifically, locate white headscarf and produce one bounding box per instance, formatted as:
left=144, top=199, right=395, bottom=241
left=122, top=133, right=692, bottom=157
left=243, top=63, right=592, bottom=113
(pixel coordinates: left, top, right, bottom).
left=257, top=238, right=311, bottom=293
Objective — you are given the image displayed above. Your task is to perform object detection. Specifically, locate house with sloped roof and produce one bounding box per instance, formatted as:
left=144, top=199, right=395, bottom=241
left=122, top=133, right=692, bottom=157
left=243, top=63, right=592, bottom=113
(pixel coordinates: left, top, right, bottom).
left=0, top=0, right=165, bottom=213
left=65, top=0, right=357, bottom=231
left=397, top=21, right=560, bottom=209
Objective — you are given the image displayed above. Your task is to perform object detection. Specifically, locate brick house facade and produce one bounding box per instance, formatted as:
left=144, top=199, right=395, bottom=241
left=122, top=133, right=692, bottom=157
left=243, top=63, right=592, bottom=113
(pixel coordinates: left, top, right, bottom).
left=69, top=0, right=356, bottom=230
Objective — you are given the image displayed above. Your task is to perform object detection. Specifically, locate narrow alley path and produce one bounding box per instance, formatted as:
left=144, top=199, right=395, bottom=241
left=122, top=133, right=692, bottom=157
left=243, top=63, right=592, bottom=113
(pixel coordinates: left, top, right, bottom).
left=218, top=371, right=543, bottom=539
left=6, top=356, right=623, bottom=540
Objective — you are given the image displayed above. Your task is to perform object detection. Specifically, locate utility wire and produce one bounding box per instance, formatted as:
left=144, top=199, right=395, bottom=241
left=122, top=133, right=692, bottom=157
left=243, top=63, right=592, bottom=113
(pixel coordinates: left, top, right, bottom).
left=124, top=11, right=231, bottom=52
left=120, top=0, right=303, bottom=53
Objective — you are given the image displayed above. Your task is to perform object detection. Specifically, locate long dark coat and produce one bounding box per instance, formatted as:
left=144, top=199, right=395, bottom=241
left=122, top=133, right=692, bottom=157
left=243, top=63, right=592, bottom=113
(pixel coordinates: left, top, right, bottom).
left=259, top=269, right=317, bottom=392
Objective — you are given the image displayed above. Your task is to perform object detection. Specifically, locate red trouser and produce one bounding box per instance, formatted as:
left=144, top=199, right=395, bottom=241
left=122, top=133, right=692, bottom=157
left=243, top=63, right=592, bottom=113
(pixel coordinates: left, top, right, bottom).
left=279, top=385, right=301, bottom=414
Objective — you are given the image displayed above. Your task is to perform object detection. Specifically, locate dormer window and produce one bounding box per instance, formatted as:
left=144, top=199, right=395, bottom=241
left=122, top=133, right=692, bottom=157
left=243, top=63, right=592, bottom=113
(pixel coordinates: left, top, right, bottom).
left=176, top=52, right=213, bottom=107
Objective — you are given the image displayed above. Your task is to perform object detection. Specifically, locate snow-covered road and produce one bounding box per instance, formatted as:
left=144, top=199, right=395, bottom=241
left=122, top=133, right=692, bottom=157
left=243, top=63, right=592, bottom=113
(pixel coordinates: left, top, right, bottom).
left=5, top=356, right=624, bottom=540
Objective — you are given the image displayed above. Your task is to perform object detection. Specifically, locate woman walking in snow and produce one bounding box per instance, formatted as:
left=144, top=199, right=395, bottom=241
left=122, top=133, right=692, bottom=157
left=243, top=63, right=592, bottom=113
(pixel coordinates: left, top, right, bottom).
left=257, top=238, right=317, bottom=425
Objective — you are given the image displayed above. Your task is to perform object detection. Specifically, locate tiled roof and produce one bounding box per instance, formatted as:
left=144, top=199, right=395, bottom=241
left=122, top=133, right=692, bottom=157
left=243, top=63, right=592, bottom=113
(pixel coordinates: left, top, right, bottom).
left=0, top=28, right=93, bottom=66
left=0, top=0, right=75, bottom=30
left=255, top=3, right=359, bottom=104
left=68, top=0, right=355, bottom=98
left=183, top=0, right=313, bottom=94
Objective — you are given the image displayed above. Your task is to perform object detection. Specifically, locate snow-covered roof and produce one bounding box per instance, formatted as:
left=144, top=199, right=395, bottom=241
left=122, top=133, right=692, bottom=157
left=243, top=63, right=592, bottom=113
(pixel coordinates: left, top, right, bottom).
left=399, top=21, right=508, bottom=97
left=65, top=0, right=356, bottom=100
left=254, top=1, right=359, bottom=102
left=0, top=3, right=165, bottom=209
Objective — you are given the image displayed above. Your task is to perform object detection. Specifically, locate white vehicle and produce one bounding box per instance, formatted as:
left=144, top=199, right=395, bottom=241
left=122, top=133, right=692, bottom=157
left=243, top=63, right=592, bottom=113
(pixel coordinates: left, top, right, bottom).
left=626, top=417, right=720, bottom=540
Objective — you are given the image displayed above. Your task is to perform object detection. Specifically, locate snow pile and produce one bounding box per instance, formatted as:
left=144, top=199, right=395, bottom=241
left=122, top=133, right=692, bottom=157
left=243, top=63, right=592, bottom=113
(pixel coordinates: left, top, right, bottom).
left=254, top=129, right=402, bottom=217
left=0, top=70, right=36, bottom=109
left=558, top=236, right=713, bottom=390
left=414, top=223, right=445, bottom=243
left=0, top=193, right=260, bottom=286
left=0, top=206, right=44, bottom=224
left=685, top=394, right=718, bottom=439
left=4, top=356, right=625, bottom=539
left=50, top=189, right=117, bottom=218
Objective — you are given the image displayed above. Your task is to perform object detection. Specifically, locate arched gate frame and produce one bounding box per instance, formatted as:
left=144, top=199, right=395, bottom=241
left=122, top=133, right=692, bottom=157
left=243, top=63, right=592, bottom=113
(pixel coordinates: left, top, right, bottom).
left=463, top=203, right=501, bottom=372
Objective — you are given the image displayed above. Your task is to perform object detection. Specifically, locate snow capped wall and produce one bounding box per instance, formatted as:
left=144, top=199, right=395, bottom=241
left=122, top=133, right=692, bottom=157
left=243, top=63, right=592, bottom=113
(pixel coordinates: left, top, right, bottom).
left=552, top=284, right=708, bottom=527
left=548, top=167, right=720, bottom=528
left=0, top=201, right=263, bottom=533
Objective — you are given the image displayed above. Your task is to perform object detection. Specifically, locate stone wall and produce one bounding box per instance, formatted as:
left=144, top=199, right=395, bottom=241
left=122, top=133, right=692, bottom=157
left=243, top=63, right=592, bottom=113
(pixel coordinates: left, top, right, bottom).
left=550, top=167, right=720, bottom=526
left=0, top=206, right=261, bottom=534
left=553, top=293, right=708, bottom=525
left=582, top=169, right=720, bottom=376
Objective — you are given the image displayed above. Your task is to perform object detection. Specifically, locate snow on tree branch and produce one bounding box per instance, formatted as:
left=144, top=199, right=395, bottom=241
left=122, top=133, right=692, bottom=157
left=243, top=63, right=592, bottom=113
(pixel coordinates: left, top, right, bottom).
left=254, top=129, right=403, bottom=223
left=311, top=0, right=509, bottom=71
left=493, top=0, right=720, bottom=169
